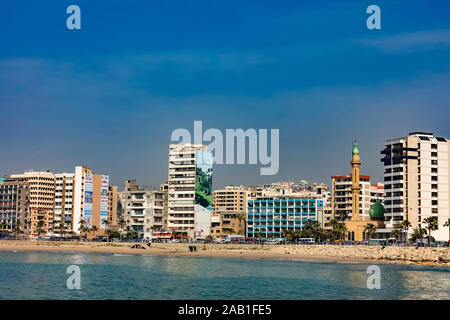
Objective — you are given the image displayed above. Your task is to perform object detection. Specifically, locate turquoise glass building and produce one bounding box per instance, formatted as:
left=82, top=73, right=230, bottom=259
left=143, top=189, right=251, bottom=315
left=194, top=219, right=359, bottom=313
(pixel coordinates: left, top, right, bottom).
left=246, top=196, right=323, bottom=238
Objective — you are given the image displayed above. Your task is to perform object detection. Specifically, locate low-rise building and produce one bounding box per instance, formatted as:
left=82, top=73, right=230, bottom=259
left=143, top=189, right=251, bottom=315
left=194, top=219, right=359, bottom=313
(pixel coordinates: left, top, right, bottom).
left=246, top=196, right=324, bottom=238
left=210, top=186, right=247, bottom=238
left=0, top=177, right=30, bottom=233
left=122, top=180, right=167, bottom=239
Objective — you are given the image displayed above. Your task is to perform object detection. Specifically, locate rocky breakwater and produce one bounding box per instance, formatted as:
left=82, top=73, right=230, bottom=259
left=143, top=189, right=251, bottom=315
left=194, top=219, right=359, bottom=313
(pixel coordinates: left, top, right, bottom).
left=276, top=244, right=450, bottom=266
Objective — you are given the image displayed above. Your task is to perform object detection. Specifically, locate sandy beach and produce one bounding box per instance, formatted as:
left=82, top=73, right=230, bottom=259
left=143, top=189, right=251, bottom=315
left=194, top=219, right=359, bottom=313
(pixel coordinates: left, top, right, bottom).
left=1, top=240, right=449, bottom=267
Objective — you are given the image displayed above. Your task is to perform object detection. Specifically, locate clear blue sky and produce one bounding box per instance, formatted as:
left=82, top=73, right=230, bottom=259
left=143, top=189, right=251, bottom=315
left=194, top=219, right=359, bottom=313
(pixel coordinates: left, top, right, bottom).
left=1, top=1, right=449, bottom=190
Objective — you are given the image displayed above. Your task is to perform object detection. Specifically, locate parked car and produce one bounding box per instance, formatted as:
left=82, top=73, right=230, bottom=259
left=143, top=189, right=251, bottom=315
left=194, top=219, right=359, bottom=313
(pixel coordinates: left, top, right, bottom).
left=265, top=239, right=282, bottom=245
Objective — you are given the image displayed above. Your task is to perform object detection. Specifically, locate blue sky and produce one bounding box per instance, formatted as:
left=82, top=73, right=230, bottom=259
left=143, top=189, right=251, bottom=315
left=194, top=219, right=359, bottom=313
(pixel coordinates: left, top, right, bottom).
left=1, top=1, right=449, bottom=189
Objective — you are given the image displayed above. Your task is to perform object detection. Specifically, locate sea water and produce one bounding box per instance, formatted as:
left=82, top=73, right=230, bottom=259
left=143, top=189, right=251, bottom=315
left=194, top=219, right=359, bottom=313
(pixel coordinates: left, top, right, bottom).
left=0, top=251, right=448, bottom=299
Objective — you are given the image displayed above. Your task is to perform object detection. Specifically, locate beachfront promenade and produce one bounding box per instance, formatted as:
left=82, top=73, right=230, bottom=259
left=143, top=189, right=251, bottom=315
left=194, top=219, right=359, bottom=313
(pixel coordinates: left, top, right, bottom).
left=0, top=240, right=448, bottom=267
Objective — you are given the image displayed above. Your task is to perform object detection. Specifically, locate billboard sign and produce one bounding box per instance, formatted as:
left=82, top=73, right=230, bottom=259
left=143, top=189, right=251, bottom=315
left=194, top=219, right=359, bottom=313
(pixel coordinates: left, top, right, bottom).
left=83, top=173, right=93, bottom=227
left=194, top=150, right=213, bottom=238
left=100, top=175, right=109, bottom=228
left=195, top=150, right=213, bottom=210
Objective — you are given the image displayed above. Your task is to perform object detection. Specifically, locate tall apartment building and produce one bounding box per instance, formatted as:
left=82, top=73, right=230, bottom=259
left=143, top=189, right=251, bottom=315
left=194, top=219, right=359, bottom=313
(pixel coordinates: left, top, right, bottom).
left=247, top=196, right=324, bottom=238
left=210, top=186, right=247, bottom=238
left=54, top=173, right=74, bottom=234
left=167, top=144, right=213, bottom=238
left=73, top=166, right=114, bottom=235
left=0, top=177, right=30, bottom=232
left=381, top=132, right=449, bottom=241
left=331, top=175, right=372, bottom=221
left=10, top=171, right=56, bottom=234
left=122, top=180, right=166, bottom=239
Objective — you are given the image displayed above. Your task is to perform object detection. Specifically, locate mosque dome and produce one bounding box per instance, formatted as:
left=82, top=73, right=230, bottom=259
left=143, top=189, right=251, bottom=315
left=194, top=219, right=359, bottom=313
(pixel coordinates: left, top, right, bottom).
left=369, top=201, right=385, bottom=219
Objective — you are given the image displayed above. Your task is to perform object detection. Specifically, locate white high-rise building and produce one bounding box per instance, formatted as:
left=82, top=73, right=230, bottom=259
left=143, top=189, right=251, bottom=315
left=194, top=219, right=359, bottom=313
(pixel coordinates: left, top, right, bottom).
left=167, top=144, right=213, bottom=239
left=381, top=132, right=449, bottom=241
left=54, top=173, right=74, bottom=234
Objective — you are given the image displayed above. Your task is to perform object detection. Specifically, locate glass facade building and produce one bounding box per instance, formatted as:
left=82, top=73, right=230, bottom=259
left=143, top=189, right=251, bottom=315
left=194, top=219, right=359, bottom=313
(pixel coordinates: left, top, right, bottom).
left=247, top=196, right=322, bottom=238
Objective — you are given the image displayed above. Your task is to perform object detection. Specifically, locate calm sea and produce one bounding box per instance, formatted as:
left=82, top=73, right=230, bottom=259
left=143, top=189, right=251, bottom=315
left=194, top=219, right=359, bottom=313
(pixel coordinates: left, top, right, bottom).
left=0, top=251, right=448, bottom=299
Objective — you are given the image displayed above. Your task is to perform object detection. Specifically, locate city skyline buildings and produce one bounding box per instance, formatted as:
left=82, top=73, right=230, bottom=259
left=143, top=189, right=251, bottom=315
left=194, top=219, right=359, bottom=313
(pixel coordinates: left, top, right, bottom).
left=1, top=133, right=449, bottom=241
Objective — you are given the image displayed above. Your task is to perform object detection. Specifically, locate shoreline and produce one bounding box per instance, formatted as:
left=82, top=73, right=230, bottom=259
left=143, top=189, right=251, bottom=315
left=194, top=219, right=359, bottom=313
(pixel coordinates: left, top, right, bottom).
left=0, top=241, right=449, bottom=267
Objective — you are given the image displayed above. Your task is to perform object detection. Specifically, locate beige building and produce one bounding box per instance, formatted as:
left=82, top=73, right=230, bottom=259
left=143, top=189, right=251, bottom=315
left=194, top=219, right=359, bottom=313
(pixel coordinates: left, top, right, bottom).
left=331, top=174, right=372, bottom=221
left=108, top=185, right=119, bottom=226
left=381, top=132, right=449, bottom=241
left=10, top=171, right=56, bottom=234
left=210, top=186, right=247, bottom=238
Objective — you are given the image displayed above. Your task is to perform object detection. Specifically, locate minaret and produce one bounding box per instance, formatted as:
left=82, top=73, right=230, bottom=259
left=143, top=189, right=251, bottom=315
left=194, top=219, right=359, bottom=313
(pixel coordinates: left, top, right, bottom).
left=350, top=141, right=361, bottom=221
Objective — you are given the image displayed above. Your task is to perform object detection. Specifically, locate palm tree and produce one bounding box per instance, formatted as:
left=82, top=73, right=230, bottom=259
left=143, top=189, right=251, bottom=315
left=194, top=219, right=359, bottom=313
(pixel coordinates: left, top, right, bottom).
left=282, top=229, right=295, bottom=242
left=12, top=221, right=22, bottom=239
left=411, top=227, right=427, bottom=244
left=444, top=219, right=450, bottom=241
left=105, top=229, right=112, bottom=241
left=91, top=226, right=98, bottom=238
left=423, top=216, right=438, bottom=246
left=235, top=214, right=246, bottom=234
left=78, top=220, right=88, bottom=239
left=364, top=223, right=377, bottom=242
left=118, top=218, right=125, bottom=229
left=323, top=229, right=335, bottom=243
left=303, top=220, right=323, bottom=242
left=390, top=229, right=401, bottom=243
left=335, top=223, right=347, bottom=241
left=399, top=220, right=412, bottom=245
left=256, top=232, right=263, bottom=244
left=26, top=220, right=32, bottom=235
left=327, top=219, right=340, bottom=232
left=59, top=222, right=66, bottom=238
left=125, top=226, right=133, bottom=239
left=52, top=220, right=58, bottom=233
left=35, top=220, right=45, bottom=237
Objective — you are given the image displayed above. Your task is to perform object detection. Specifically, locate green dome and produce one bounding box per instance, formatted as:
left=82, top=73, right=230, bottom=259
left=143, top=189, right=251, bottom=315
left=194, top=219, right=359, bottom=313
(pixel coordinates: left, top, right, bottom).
left=369, top=201, right=385, bottom=219
left=352, top=142, right=360, bottom=155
